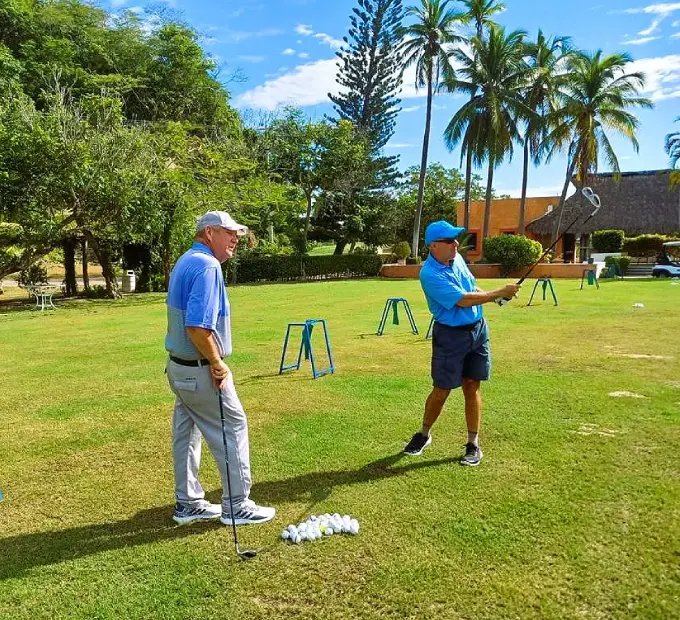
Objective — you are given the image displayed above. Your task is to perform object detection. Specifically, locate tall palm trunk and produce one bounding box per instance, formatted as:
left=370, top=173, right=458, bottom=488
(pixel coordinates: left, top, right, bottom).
left=551, top=146, right=579, bottom=247
left=412, top=63, right=434, bottom=258
left=482, top=157, right=494, bottom=258
left=518, top=139, right=529, bottom=235
left=81, top=238, right=90, bottom=292
left=463, top=144, right=473, bottom=231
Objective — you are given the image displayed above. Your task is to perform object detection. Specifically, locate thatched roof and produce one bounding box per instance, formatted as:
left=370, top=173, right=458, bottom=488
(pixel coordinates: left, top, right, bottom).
left=526, top=170, right=680, bottom=236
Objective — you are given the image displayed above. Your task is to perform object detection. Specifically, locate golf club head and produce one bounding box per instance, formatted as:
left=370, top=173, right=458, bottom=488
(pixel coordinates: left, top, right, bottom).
left=581, top=187, right=601, bottom=210
left=237, top=548, right=257, bottom=560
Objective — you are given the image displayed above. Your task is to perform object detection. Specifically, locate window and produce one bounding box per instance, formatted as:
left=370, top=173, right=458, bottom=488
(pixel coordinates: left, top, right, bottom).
left=465, top=231, right=479, bottom=253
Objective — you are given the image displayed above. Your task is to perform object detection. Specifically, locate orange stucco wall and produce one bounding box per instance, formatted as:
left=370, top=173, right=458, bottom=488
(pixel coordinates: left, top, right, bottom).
left=380, top=263, right=595, bottom=279
left=456, top=196, right=565, bottom=262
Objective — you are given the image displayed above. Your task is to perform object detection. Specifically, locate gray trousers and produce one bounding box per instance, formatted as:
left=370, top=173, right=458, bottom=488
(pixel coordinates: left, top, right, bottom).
left=166, top=360, right=252, bottom=512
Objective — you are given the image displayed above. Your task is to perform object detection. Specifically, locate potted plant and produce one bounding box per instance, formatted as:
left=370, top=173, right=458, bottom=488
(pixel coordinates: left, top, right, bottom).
left=393, top=241, right=411, bottom=265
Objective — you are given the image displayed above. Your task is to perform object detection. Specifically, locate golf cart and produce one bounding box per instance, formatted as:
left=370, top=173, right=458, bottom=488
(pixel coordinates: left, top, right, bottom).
left=652, top=241, right=680, bottom=278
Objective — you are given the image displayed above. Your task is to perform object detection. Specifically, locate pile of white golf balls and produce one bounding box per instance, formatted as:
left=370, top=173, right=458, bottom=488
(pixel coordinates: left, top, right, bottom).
left=281, top=513, right=360, bottom=544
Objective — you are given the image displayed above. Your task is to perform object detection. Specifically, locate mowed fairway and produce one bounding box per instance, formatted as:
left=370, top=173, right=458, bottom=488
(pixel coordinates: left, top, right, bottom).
left=0, top=278, right=679, bottom=619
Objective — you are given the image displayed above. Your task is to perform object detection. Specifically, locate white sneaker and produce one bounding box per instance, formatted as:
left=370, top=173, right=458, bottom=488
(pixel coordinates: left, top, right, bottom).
left=172, top=500, right=221, bottom=525
left=220, top=499, right=276, bottom=526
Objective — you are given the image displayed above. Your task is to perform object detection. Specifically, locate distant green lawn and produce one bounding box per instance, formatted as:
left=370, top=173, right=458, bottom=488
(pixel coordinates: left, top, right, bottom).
left=1, top=278, right=679, bottom=619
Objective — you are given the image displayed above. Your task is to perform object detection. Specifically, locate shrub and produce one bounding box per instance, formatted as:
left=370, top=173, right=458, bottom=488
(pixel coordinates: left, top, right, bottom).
left=82, top=284, right=108, bottom=299
left=591, top=230, right=625, bottom=253
left=482, top=235, right=543, bottom=275
left=622, top=234, right=680, bottom=258
left=226, top=254, right=383, bottom=284
left=604, top=255, right=631, bottom=275
left=17, top=262, right=48, bottom=288
left=405, top=257, right=421, bottom=265
left=392, top=241, right=411, bottom=260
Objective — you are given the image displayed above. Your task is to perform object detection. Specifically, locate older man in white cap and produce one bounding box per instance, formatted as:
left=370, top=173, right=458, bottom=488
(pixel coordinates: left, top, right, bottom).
left=165, top=211, right=275, bottom=526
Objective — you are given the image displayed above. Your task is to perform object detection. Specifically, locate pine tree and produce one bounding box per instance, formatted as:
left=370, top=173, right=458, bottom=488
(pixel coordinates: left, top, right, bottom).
left=329, top=0, right=405, bottom=162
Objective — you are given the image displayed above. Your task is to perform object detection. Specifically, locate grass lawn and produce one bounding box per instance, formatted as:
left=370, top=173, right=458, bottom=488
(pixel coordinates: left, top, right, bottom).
left=1, top=278, right=679, bottom=619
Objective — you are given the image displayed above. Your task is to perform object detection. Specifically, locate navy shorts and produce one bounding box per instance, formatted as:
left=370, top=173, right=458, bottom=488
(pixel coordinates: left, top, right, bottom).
left=431, top=319, right=491, bottom=390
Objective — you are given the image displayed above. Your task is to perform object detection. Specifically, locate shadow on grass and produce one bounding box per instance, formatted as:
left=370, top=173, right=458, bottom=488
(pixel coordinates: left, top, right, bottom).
left=0, top=453, right=455, bottom=580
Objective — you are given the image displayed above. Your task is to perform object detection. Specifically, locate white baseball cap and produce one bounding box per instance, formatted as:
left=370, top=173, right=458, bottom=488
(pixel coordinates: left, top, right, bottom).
left=196, top=211, right=248, bottom=236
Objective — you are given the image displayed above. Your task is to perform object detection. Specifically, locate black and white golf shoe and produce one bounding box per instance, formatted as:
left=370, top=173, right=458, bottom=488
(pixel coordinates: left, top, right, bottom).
left=460, top=442, right=483, bottom=466
left=172, top=500, right=221, bottom=525
left=220, top=499, right=276, bottom=526
left=404, top=432, right=432, bottom=456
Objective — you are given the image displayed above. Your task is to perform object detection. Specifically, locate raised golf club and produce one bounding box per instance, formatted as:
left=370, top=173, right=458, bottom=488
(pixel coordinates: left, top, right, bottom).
left=497, top=187, right=602, bottom=305
left=218, top=391, right=257, bottom=561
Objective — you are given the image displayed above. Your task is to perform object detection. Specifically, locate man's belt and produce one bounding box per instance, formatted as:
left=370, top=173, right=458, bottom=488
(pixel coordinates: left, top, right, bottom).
left=169, top=356, right=211, bottom=367
left=435, top=319, right=483, bottom=332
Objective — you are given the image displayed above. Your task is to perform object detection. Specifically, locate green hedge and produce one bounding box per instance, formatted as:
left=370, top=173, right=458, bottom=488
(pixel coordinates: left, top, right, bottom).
left=225, top=254, right=383, bottom=284
left=592, top=230, right=625, bottom=253
left=622, top=234, right=680, bottom=257
left=604, top=255, right=631, bottom=275
left=482, top=235, right=543, bottom=276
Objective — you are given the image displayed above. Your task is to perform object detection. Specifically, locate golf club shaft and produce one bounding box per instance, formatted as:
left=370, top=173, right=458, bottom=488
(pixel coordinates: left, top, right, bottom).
left=218, top=388, right=240, bottom=556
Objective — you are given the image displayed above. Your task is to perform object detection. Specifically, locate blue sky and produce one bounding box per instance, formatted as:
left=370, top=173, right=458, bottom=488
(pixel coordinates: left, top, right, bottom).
left=112, top=0, right=680, bottom=197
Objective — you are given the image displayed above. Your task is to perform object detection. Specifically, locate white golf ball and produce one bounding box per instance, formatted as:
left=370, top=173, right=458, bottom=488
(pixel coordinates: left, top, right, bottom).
left=294, top=535, right=302, bottom=544
left=287, top=524, right=297, bottom=533
left=325, top=527, right=334, bottom=536
left=281, top=530, right=290, bottom=540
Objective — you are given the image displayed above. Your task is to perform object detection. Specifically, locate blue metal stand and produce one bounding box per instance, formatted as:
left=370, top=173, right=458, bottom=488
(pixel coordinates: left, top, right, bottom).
left=528, top=278, right=558, bottom=306
left=279, top=319, right=335, bottom=379
left=377, top=298, right=419, bottom=336
left=426, top=315, right=434, bottom=340
left=580, top=268, right=600, bottom=290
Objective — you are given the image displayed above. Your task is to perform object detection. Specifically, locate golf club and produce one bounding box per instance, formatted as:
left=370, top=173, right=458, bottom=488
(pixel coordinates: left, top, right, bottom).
left=496, top=187, right=602, bottom=305
left=218, top=388, right=257, bottom=560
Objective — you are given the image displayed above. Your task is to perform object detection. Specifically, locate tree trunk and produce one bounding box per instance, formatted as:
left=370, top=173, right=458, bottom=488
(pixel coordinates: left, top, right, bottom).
left=519, top=140, right=530, bottom=235
left=81, top=238, right=90, bottom=292
left=334, top=240, right=347, bottom=255
left=482, top=159, right=494, bottom=259
left=551, top=148, right=579, bottom=247
left=463, top=145, right=473, bottom=232
left=303, top=190, right=314, bottom=249
left=85, top=231, right=121, bottom=298
left=411, top=64, right=434, bottom=258
left=62, top=238, right=78, bottom=297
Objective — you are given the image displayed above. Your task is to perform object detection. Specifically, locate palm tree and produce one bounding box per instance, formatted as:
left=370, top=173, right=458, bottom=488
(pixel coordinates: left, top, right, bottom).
left=457, top=0, right=506, bottom=232
left=517, top=31, right=571, bottom=235
left=665, top=117, right=680, bottom=188
left=544, top=51, right=653, bottom=245
left=400, top=0, right=462, bottom=257
left=445, top=26, right=531, bottom=251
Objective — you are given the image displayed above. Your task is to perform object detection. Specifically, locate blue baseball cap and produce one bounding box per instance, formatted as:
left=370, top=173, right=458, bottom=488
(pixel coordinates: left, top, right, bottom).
left=424, top=220, right=465, bottom=246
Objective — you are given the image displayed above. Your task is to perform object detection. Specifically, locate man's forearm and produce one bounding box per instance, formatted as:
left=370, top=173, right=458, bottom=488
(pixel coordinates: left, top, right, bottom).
left=456, top=290, right=499, bottom=308
left=186, top=327, right=222, bottom=363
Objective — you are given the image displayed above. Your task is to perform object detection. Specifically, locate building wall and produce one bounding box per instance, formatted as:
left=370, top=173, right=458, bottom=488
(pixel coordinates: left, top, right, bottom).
left=456, top=196, right=564, bottom=262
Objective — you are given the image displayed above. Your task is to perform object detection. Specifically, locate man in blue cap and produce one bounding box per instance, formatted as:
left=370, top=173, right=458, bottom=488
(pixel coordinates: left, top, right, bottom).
left=403, top=220, right=521, bottom=465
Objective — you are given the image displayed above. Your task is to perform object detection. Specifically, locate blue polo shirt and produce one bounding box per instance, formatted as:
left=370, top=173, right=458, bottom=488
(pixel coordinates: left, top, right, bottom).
left=420, top=253, right=482, bottom=327
left=165, top=242, right=231, bottom=359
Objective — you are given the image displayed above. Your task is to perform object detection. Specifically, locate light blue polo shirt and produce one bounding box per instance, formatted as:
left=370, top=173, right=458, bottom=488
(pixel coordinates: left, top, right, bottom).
left=420, top=253, right=482, bottom=327
left=165, top=242, right=231, bottom=359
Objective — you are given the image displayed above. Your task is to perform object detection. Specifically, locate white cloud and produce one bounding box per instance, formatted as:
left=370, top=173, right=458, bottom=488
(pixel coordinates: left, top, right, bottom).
left=622, top=35, right=662, bottom=44
left=282, top=48, right=296, bottom=55
left=385, top=143, right=415, bottom=148
left=237, top=51, right=457, bottom=111
left=628, top=54, right=680, bottom=100
left=236, top=59, right=339, bottom=110
left=238, top=55, right=265, bottom=63
left=111, top=0, right=127, bottom=6
left=624, top=3, right=680, bottom=14
left=639, top=16, right=666, bottom=34
left=228, top=28, right=284, bottom=42
left=314, top=33, right=344, bottom=50
left=295, top=24, right=314, bottom=36
left=298, top=52, right=309, bottom=59
left=672, top=31, right=680, bottom=36
left=401, top=105, right=421, bottom=113
left=674, top=19, right=680, bottom=25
